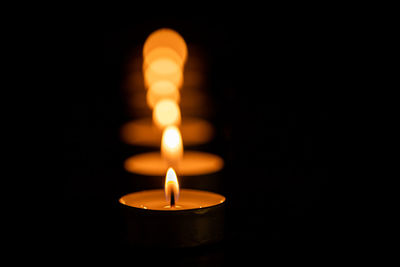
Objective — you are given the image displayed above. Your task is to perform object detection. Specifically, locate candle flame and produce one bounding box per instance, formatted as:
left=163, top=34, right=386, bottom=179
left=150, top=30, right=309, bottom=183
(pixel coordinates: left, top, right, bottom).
left=153, top=99, right=181, bottom=129
left=161, top=126, right=183, bottom=166
left=165, top=167, right=179, bottom=203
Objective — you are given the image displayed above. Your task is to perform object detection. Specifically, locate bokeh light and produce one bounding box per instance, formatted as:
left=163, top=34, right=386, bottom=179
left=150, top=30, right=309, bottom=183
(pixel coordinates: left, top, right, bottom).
left=144, top=59, right=183, bottom=89
left=146, top=80, right=180, bottom=108
left=143, top=28, right=188, bottom=66
left=153, top=99, right=181, bottom=129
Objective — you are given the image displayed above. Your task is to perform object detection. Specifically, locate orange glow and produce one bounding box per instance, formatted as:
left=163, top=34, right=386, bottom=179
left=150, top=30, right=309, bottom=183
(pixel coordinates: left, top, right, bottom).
left=120, top=118, right=214, bottom=147
left=147, top=81, right=180, bottom=108
left=153, top=99, right=181, bottom=129
left=143, top=47, right=183, bottom=69
left=146, top=58, right=180, bottom=75
left=124, top=151, right=224, bottom=176
left=165, top=167, right=180, bottom=203
left=143, top=28, right=187, bottom=66
left=144, top=59, right=183, bottom=89
left=161, top=126, right=183, bottom=166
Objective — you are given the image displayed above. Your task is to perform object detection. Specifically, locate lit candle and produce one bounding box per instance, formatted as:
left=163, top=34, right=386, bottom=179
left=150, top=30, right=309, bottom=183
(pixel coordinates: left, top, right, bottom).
left=119, top=28, right=225, bottom=248
left=119, top=168, right=226, bottom=247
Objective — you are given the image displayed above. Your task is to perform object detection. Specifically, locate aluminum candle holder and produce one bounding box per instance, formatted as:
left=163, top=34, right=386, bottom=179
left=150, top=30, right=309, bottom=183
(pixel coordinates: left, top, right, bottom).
left=119, top=170, right=225, bottom=248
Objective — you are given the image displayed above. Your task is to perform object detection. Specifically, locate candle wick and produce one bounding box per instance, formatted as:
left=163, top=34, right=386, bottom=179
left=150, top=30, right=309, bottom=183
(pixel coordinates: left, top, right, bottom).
left=170, top=191, right=175, bottom=208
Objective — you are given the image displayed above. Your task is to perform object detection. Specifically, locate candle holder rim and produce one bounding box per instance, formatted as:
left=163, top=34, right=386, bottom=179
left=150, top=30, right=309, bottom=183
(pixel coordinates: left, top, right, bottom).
left=119, top=188, right=226, bottom=213
left=125, top=168, right=224, bottom=177
left=119, top=200, right=225, bottom=213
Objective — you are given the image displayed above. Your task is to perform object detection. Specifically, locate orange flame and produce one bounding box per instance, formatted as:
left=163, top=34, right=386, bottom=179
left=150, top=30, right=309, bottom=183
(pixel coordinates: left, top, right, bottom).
left=161, top=126, right=183, bottom=166
left=165, top=167, right=179, bottom=203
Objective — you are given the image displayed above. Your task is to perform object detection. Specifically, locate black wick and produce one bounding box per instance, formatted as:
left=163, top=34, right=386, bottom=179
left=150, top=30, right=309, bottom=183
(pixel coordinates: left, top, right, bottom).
left=170, top=191, right=175, bottom=207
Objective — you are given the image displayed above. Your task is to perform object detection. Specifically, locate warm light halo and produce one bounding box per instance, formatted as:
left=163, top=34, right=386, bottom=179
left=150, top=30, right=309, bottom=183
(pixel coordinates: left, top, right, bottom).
left=164, top=167, right=180, bottom=202
left=161, top=125, right=183, bottom=166
left=143, top=28, right=188, bottom=66
left=146, top=80, right=180, bottom=108
left=124, top=151, right=224, bottom=176
left=153, top=99, right=181, bottom=129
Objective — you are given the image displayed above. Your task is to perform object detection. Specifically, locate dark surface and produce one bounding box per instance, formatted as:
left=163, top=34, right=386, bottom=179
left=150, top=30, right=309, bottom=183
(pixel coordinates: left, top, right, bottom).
left=63, top=13, right=336, bottom=265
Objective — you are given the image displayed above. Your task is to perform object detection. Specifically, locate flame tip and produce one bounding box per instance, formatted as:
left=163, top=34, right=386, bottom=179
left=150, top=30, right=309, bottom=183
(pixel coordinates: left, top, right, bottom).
left=165, top=166, right=180, bottom=203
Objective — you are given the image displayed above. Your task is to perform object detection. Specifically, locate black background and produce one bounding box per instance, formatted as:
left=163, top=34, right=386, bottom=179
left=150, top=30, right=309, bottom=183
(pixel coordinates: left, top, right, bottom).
left=63, top=12, right=337, bottom=265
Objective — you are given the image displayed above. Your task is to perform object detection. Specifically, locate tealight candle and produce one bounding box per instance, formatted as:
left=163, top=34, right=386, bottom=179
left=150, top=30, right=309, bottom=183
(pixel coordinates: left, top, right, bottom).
left=119, top=168, right=226, bottom=248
